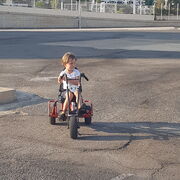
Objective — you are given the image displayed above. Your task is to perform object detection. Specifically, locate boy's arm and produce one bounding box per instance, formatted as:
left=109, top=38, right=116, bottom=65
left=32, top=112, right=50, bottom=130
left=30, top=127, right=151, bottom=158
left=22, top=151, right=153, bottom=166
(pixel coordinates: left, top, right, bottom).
left=58, top=70, right=65, bottom=83
left=58, top=76, right=64, bottom=83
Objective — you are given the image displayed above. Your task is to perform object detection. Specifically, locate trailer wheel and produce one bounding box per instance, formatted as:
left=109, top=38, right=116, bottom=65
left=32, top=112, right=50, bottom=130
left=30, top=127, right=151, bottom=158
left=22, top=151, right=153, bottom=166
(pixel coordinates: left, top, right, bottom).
left=85, top=117, right=92, bottom=125
left=50, top=117, right=56, bottom=125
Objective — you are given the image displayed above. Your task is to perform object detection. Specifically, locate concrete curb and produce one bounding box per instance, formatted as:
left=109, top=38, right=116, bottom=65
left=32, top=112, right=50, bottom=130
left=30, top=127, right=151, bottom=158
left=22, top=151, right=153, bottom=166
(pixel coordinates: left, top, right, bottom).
left=0, top=87, right=16, bottom=104
left=0, top=26, right=179, bottom=32
left=0, top=90, right=48, bottom=112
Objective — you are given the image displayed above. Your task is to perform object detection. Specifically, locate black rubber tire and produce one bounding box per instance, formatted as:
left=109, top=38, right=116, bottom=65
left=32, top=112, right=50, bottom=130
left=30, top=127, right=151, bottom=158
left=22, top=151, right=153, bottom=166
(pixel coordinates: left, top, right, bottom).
left=85, top=117, right=92, bottom=125
left=69, top=116, right=78, bottom=139
left=50, top=117, right=56, bottom=125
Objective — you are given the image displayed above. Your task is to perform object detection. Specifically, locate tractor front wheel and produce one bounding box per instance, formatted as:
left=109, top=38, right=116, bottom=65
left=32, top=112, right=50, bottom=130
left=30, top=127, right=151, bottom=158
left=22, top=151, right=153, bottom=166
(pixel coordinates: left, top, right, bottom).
left=69, top=116, right=78, bottom=139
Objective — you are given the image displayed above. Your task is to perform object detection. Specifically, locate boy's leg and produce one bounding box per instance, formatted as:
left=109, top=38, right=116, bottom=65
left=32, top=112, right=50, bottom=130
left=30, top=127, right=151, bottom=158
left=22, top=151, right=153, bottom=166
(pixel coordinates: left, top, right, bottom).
left=74, top=91, right=83, bottom=109
left=62, top=91, right=74, bottom=113
left=59, top=91, right=74, bottom=120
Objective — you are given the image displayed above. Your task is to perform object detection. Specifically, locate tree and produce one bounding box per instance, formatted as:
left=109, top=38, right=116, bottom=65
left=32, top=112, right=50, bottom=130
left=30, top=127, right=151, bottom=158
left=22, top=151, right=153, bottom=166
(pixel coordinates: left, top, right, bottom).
left=145, top=0, right=154, bottom=5
left=156, top=0, right=180, bottom=7
left=155, top=0, right=165, bottom=8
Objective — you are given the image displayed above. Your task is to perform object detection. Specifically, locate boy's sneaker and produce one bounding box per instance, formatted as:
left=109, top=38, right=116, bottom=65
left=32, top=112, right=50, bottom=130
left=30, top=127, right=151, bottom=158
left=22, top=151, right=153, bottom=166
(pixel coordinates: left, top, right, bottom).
left=59, top=112, right=66, bottom=121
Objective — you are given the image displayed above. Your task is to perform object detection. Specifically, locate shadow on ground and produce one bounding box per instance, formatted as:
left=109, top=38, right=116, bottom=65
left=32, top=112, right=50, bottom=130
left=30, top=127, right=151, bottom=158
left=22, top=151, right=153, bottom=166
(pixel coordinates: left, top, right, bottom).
left=78, top=121, right=180, bottom=141
left=0, top=31, right=180, bottom=59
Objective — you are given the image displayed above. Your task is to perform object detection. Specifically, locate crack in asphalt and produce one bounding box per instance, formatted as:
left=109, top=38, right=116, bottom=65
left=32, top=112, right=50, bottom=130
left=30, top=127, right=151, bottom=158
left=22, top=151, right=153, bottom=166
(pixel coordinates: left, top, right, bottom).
left=118, top=135, right=133, bottom=150
left=140, top=98, right=150, bottom=106
left=80, top=135, right=133, bottom=152
left=151, top=161, right=180, bottom=178
left=33, top=64, right=51, bottom=76
left=151, top=162, right=166, bottom=178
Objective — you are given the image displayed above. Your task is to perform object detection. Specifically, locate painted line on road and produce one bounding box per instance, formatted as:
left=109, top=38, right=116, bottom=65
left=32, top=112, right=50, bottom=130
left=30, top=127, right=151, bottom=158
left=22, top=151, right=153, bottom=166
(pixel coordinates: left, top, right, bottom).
left=30, top=76, right=57, bottom=82
left=0, top=110, right=18, bottom=117
left=0, top=27, right=177, bottom=32
left=111, top=174, right=135, bottom=180
left=0, top=110, right=28, bottom=118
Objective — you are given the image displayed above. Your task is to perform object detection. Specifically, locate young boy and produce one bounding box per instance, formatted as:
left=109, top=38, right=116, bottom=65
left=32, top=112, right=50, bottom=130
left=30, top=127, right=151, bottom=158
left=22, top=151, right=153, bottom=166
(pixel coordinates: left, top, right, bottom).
left=58, top=52, right=83, bottom=120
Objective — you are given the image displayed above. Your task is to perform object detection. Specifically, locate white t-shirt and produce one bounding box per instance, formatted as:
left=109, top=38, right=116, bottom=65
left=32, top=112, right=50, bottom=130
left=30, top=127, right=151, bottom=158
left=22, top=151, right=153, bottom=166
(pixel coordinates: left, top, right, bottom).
left=59, top=69, right=80, bottom=93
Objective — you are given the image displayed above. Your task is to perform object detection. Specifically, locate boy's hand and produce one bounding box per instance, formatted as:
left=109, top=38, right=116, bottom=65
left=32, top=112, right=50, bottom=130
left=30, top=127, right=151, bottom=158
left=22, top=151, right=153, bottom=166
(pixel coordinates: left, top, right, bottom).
left=58, top=77, right=61, bottom=83
left=58, top=75, right=66, bottom=83
left=58, top=77, right=63, bottom=83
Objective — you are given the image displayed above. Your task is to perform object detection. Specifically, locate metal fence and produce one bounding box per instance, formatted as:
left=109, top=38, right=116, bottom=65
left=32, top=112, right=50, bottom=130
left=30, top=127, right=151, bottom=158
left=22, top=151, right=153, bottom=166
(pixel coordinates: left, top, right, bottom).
left=0, top=0, right=179, bottom=20
left=60, top=1, right=154, bottom=15
left=155, top=3, right=180, bottom=21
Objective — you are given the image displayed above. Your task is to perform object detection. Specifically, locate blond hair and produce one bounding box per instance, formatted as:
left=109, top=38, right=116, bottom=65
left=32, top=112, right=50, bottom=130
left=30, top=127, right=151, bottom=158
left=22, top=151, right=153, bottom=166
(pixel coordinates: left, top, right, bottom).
left=61, top=52, right=77, bottom=67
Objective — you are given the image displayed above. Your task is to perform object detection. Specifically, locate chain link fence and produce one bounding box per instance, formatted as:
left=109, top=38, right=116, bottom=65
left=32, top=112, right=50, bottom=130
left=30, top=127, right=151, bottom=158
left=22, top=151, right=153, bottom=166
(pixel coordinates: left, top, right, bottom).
left=0, top=0, right=179, bottom=20
left=154, top=3, right=179, bottom=20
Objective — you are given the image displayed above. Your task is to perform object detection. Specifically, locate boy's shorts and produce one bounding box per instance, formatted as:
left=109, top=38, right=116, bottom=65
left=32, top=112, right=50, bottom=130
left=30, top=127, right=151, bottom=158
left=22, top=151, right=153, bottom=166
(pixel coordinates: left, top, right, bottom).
left=69, top=86, right=78, bottom=93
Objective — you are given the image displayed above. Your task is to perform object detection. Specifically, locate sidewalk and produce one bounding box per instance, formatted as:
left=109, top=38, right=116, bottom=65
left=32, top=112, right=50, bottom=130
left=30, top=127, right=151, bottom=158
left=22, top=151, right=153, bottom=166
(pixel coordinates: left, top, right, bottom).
left=0, top=87, right=16, bottom=104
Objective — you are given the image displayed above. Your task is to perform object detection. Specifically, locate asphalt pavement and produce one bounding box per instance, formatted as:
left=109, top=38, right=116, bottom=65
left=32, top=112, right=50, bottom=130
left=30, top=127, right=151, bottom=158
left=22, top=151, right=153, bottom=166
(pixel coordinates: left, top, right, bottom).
left=0, top=29, right=180, bottom=180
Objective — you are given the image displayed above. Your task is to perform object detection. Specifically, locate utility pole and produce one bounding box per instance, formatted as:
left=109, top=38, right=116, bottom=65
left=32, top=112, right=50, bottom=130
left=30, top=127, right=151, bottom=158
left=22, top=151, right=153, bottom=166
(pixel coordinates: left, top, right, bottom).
left=33, top=0, right=36, bottom=8
left=164, top=0, right=168, bottom=9
left=79, top=0, right=81, bottom=28
left=133, top=0, right=136, bottom=14
left=71, top=0, right=73, bottom=11
left=177, top=3, right=179, bottom=20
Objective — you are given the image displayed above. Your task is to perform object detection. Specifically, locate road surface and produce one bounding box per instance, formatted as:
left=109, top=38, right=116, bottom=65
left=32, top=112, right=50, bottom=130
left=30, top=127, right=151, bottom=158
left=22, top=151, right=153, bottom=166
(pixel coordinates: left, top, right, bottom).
left=0, top=29, right=180, bottom=180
